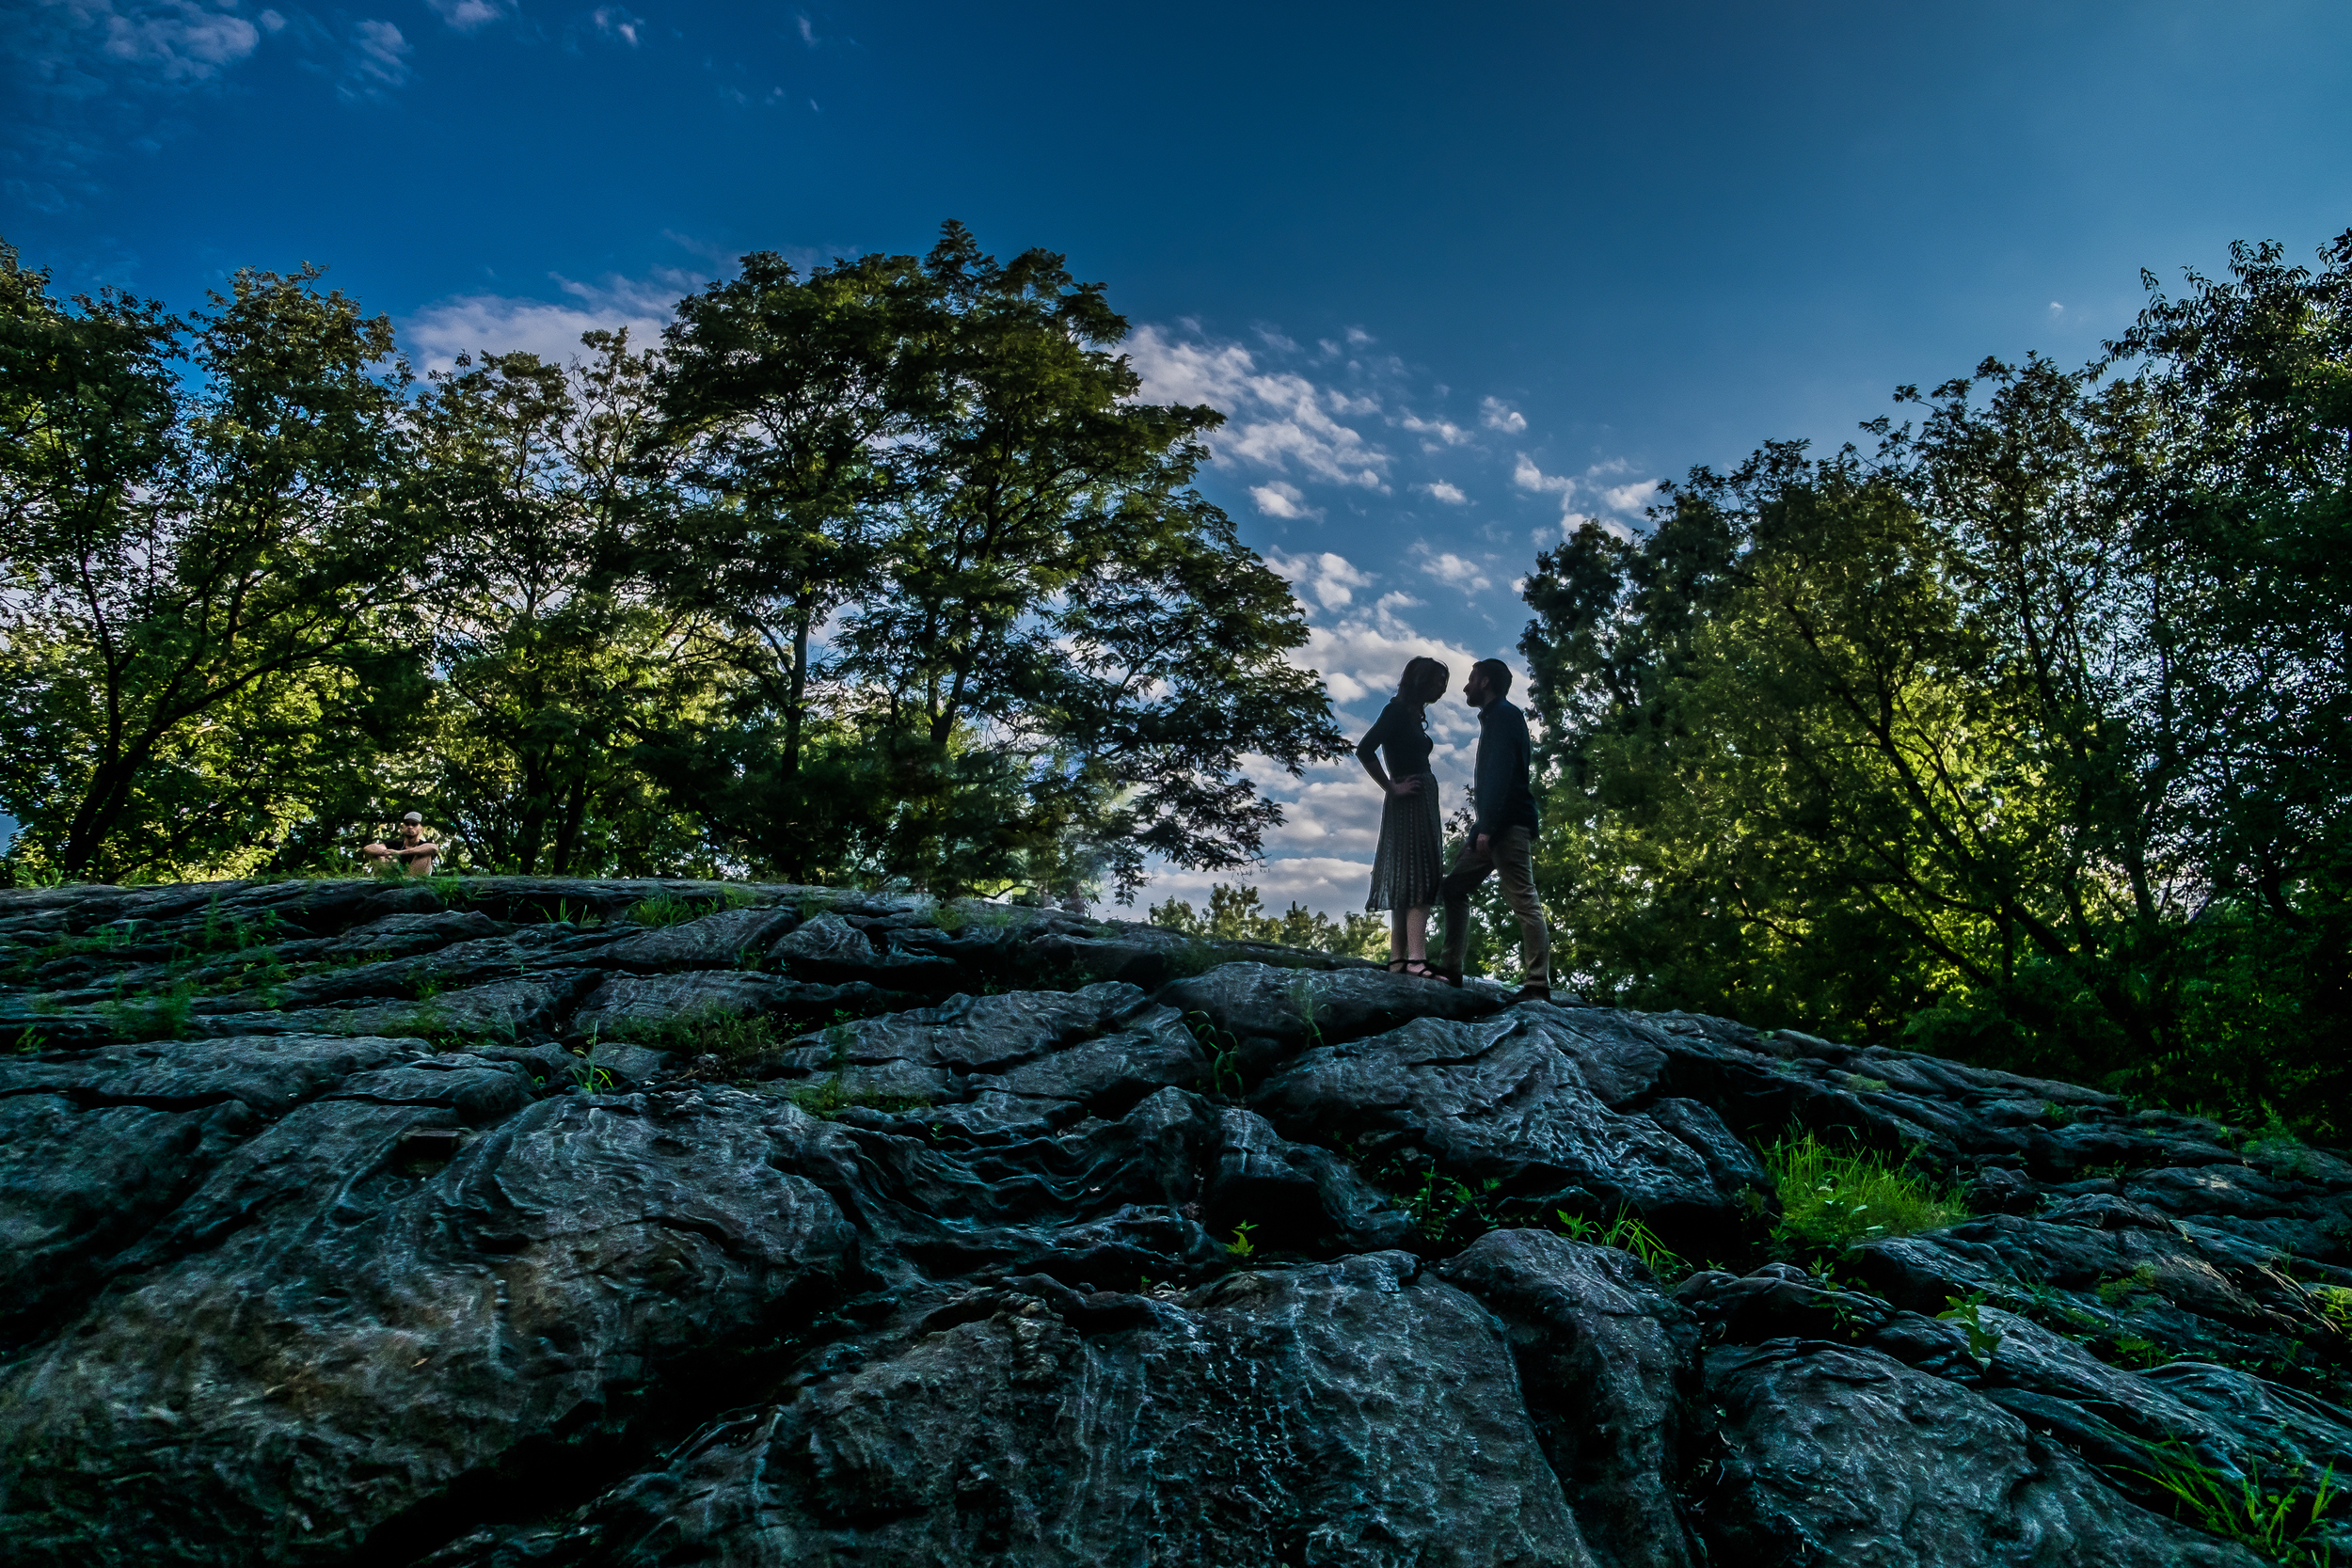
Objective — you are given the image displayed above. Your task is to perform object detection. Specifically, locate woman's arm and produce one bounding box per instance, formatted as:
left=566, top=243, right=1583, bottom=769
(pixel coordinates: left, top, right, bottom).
left=1357, top=705, right=1422, bottom=795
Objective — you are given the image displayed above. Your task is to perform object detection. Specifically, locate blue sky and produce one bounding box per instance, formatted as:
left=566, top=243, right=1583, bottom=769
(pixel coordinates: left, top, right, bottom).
left=8, top=1, right=2351, bottom=907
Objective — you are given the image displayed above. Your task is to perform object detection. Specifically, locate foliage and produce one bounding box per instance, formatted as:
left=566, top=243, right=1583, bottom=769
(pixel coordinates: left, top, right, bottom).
left=2127, top=1442, right=2340, bottom=1567
left=0, top=223, right=1344, bottom=900
left=1149, top=880, right=1388, bottom=959
left=628, top=893, right=707, bottom=928
left=0, top=249, right=432, bottom=880
left=645, top=224, right=1347, bottom=899
left=1553, top=1206, right=1692, bottom=1279
left=608, top=1006, right=784, bottom=1076
left=1518, top=227, right=2352, bottom=1136
left=1936, top=1293, right=2004, bottom=1366
left=1762, top=1131, right=1966, bottom=1259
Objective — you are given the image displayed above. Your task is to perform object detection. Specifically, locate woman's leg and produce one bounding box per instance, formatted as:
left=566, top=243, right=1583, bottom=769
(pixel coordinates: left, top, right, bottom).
left=1404, top=905, right=1430, bottom=961
left=1390, top=909, right=1408, bottom=964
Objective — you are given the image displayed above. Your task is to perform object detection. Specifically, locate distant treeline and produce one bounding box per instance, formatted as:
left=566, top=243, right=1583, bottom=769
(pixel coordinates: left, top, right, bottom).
left=1519, top=230, right=2351, bottom=1138
left=0, top=224, right=1343, bottom=904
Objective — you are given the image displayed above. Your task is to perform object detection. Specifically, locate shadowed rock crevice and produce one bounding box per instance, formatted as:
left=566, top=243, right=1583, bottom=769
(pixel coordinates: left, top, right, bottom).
left=3, top=879, right=2347, bottom=1567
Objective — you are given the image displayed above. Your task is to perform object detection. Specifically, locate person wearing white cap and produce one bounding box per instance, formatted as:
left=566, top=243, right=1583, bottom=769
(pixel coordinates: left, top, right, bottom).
left=362, top=812, right=440, bottom=877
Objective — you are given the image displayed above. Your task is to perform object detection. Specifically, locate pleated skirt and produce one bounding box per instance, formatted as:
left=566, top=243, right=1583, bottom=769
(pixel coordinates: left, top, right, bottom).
left=1366, top=771, right=1444, bottom=911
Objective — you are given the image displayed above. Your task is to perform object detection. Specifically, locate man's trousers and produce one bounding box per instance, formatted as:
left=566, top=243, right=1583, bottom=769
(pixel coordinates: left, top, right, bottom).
left=1437, top=825, right=1549, bottom=989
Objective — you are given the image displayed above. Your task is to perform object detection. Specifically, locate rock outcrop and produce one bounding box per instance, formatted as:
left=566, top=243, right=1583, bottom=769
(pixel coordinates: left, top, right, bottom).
left=2, top=876, right=2344, bottom=1565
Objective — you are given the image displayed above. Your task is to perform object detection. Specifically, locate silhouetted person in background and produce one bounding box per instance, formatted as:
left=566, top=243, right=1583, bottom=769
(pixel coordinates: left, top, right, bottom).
left=1438, top=658, right=1549, bottom=1000
left=363, top=812, right=439, bottom=877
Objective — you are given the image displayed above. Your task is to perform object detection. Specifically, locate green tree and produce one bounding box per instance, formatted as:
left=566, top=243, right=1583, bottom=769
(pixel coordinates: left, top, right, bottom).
left=1148, top=881, right=1388, bottom=959
left=640, top=249, right=916, bottom=881
left=405, top=336, right=732, bottom=875
left=0, top=255, right=427, bottom=879
left=836, top=224, right=1345, bottom=899
left=1519, top=227, right=2352, bottom=1132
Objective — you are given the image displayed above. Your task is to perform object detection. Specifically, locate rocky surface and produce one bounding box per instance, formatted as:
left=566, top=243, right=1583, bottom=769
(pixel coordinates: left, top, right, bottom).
left=2, top=875, right=2346, bottom=1565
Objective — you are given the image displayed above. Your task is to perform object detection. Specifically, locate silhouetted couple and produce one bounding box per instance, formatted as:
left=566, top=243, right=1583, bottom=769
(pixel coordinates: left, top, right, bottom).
left=1357, top=656, right=1549, bottom=1001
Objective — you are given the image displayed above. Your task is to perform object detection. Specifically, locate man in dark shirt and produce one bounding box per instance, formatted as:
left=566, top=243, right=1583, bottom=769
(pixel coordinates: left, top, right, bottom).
left=1438, top=658, right=1550, bottom=1000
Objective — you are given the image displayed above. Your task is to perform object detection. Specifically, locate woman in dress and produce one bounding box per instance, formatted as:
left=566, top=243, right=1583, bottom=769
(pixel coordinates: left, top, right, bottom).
left=1359, top=656, right=1449, bottom=978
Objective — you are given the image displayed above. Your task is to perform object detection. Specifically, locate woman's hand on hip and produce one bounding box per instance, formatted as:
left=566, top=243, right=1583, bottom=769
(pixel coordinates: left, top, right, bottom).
left=1390, top=777, right=1422, bottom=797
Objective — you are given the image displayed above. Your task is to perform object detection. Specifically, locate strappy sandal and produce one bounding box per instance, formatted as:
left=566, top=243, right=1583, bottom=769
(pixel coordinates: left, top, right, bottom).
left=1387, top=958, right=1410, bottom=974
left=1401, top=958, right=1447, bottom=981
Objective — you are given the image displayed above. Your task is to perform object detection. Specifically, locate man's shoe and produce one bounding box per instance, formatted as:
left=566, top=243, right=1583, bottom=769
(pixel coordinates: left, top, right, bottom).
left=1438, top=965, right=1464, bottom=989
left=1508, top=984, right=1551, bottom=1005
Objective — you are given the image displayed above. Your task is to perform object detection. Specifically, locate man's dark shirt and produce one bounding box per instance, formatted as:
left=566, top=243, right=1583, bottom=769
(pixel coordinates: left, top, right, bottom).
left=1470, top=697, right=1540, bottom=841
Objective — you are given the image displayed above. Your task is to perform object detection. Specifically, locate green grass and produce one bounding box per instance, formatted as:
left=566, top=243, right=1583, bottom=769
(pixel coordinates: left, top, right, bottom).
left=1552, top=1207, right=1692, bottom=1279
left=99, top=978, right=197, bottom=1041
left=610, top=1006, right=783, bottom=1075
left=2128, top=1442, right=2340, bottom=1566
left=628, top=894, right=707, bottom=927
left=1762, top=1130, right=1967, bottom=1259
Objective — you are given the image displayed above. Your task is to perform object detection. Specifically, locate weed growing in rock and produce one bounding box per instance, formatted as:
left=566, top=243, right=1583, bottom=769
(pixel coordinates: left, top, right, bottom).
left=1763, top=1130, right=1966, bottom=1260
left=1937, top=1293, right=2003, bottom=1366
left=2095, top=1262, right=2160, bottom=1307
left=1225, top=1221, right=1259, bottom=1259
left=99, top=978, right=196, bottom=1040
left=1384, top=1158, right=1503, bottom=1244
left=2310, top=1285, right=2352, bottom=1332
left=1183, top=1010, right=1246, bottom=1099
left=630, top=894, right=705, bottom=928
left=1286, top=974, right=1326, bottom=1048
left=1553, top=1208, right=1691, bottom=1279
left=784, top=1078, right=930, bottom=1118
left=2127, top=1442, right=2341, bottom=1567
left=567, top=1043, right=618, bottom=1094
left=614, top=1007, right=784, bottom=1079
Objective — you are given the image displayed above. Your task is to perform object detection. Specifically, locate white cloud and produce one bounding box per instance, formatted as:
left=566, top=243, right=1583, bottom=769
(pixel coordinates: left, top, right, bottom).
left=401, top=270, right=694, bottom=372
left=1513, top=453, right=1575, bottom=497
left=1481, top=396, right=1527, bottom=435
left=796, top=11, right=818, bottom=43
left=1399, top=412, right=1469, bottom=447
left=1263, top=548, right=1375, bottom=612
left=1517, top=452, right=1658, bottom=533
left=593, top=6, right=644, bottom=45
left=341, top=18, right=410, bottom=96
left=1422, top=480, right=1468, bottom=506
left=1125, top=325, right=1391, bottom=493
left=1416, top=548, right=1494, bottom=594
left=1249, top=481, right=1322, bottom=522
left=94, top=0, right=279, bottom=80
left=425, top=0, right=506, bottom=31
left=1598, top=479, right=1660, bottom=515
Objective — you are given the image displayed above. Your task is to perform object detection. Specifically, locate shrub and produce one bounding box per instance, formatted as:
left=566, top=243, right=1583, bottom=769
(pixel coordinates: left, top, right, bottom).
left=1763, top=1130, right=1966, bottom=1259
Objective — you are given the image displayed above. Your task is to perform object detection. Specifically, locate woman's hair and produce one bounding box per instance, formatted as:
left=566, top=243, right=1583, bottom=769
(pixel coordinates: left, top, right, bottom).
left=1397, top=656, right=1451, bottom=704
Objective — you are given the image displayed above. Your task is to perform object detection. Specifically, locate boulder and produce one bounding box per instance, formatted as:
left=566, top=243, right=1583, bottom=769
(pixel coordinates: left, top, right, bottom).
left=1693, top=1341, right=2265, bottom=1566
left=2, top=876, right=2347, bottom=1567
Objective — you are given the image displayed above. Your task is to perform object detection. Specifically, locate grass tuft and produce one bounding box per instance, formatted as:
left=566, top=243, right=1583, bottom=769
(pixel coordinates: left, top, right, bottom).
left=629, top=894, right=707, bottom=928
left=2128, top=1441, right=2340, bottom=1566
left=1762, top=1130, right=1966, bottom=1259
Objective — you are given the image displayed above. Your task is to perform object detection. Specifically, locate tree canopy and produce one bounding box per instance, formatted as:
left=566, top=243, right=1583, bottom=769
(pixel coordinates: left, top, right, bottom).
left=0, top=225, right=1346, bottom=903
left=1520, top=229, right=2351, bottom=1136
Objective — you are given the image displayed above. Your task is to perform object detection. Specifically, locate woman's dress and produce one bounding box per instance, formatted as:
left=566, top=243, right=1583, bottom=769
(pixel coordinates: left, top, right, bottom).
left=1359, top=698, right=1443, bottom=911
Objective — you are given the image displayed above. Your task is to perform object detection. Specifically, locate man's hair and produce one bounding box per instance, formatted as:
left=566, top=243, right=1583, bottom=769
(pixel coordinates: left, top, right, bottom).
left=1471, top=657, right=1512, bottom=698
